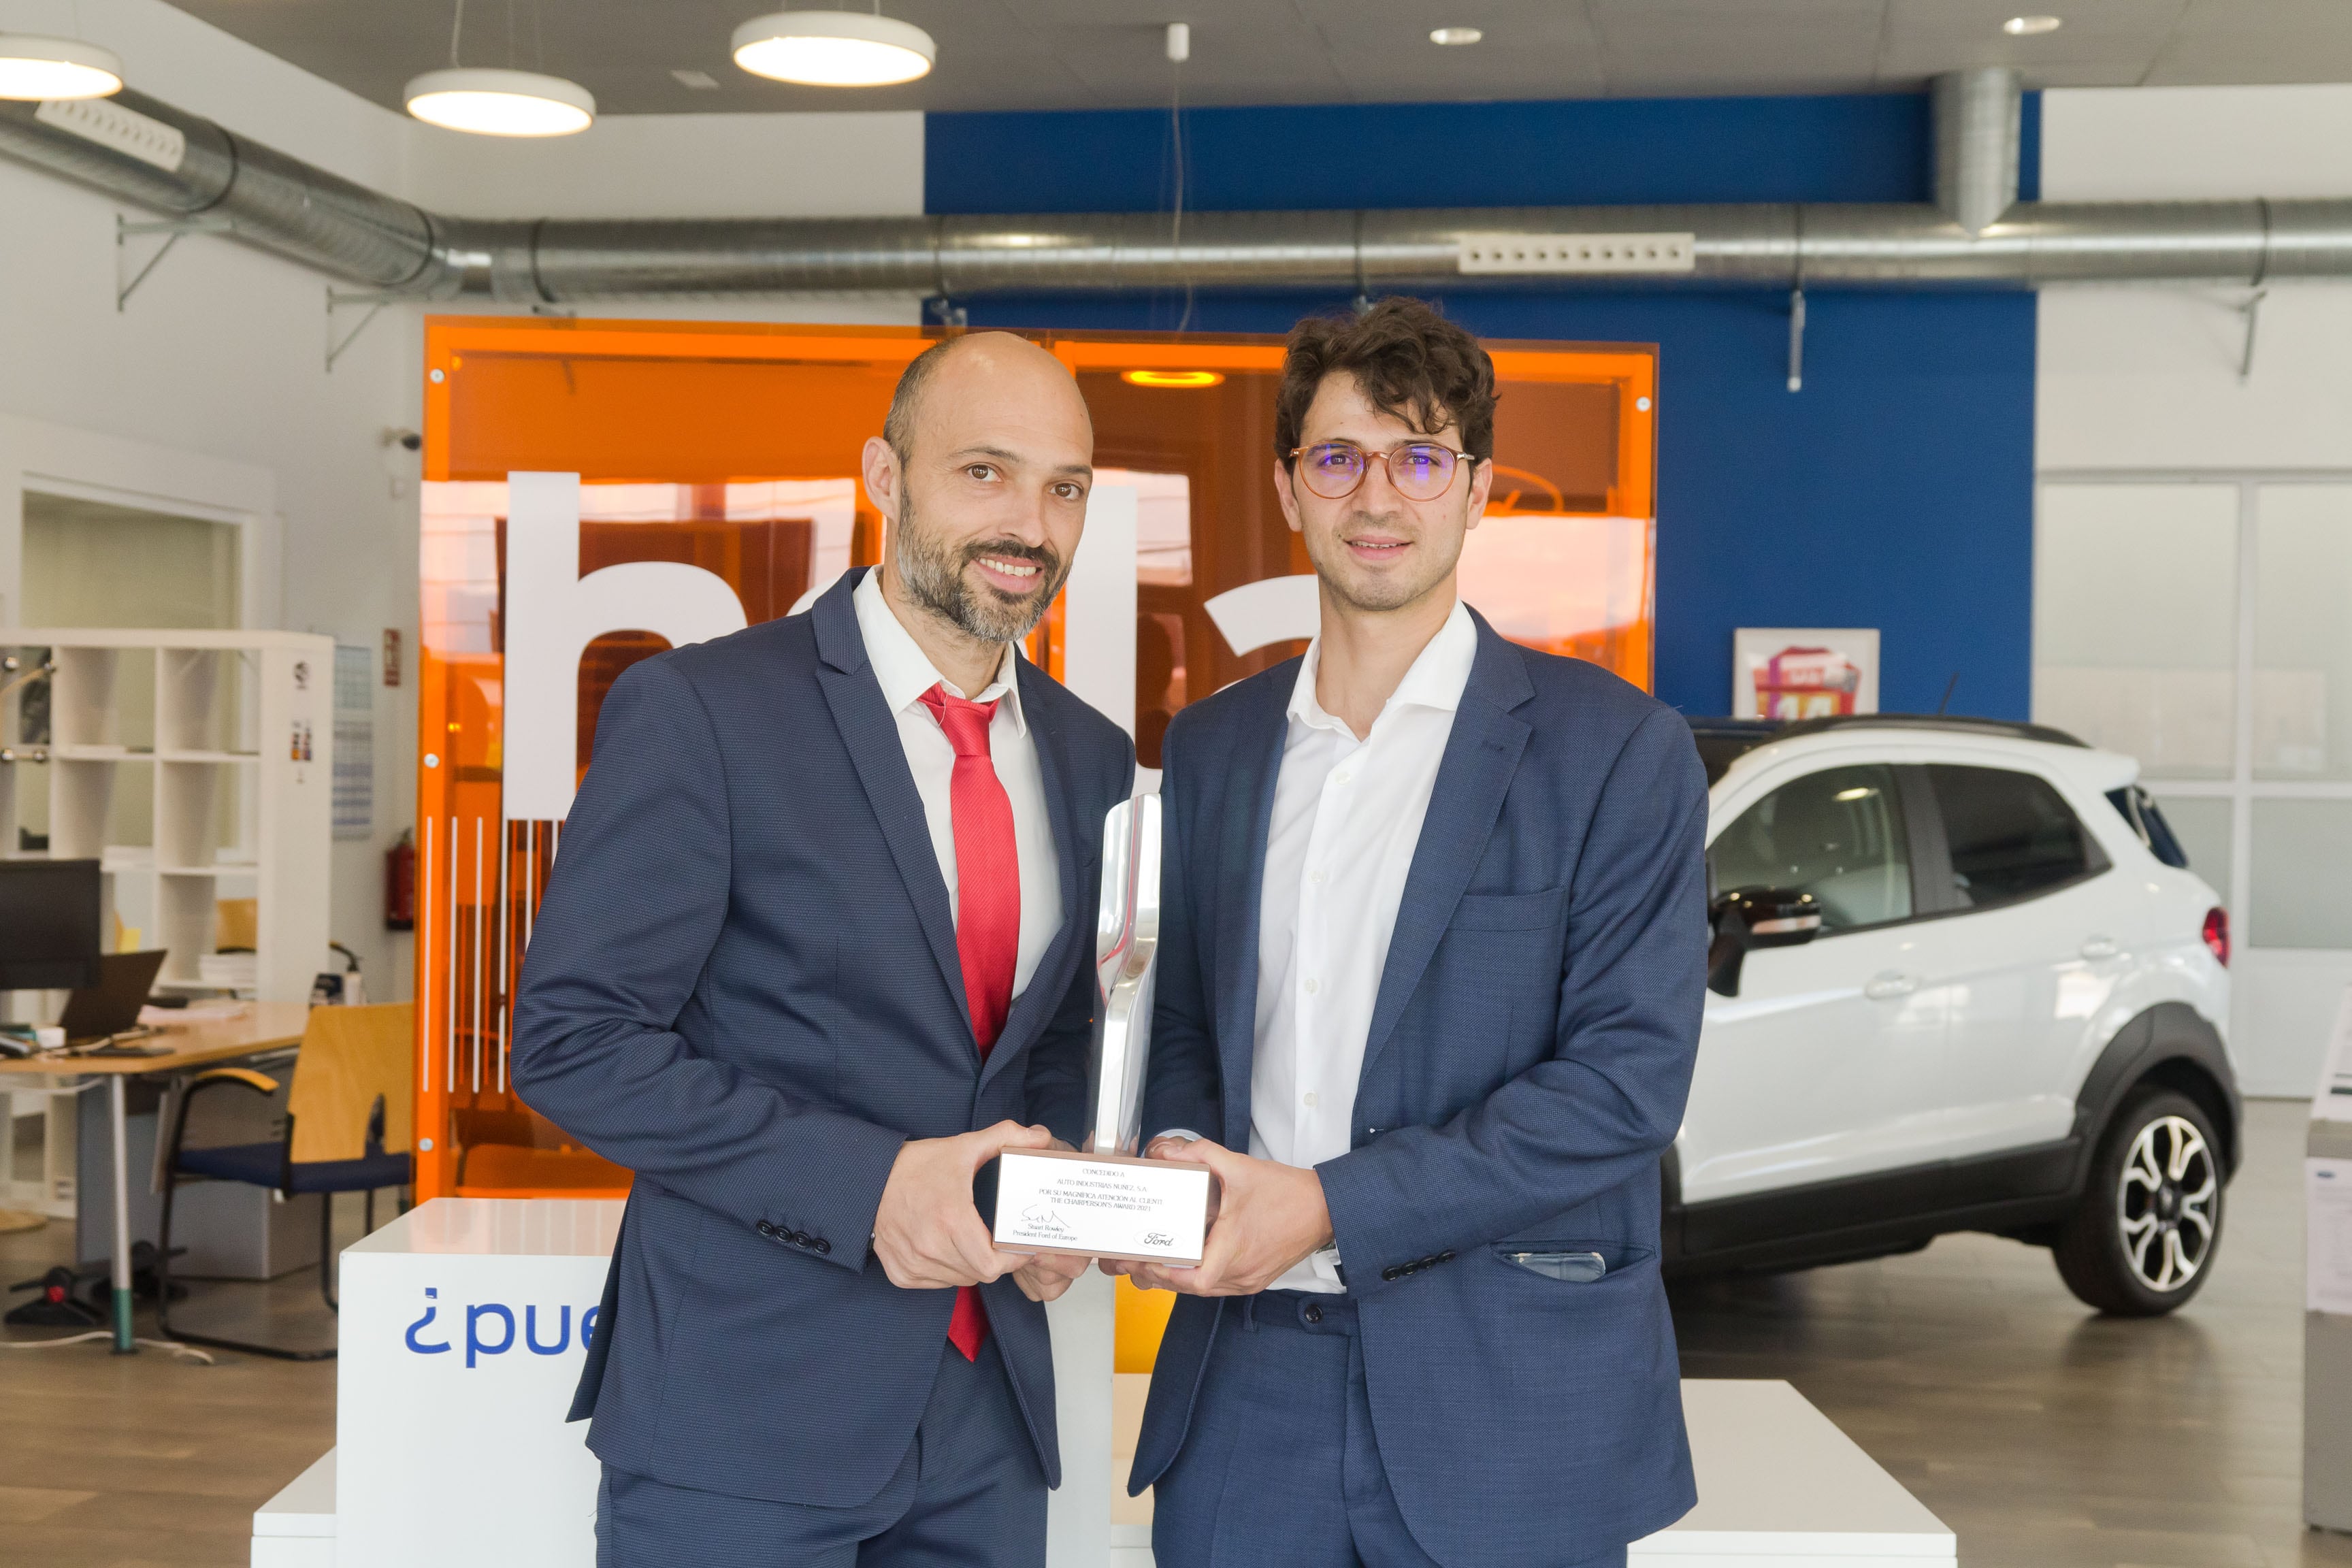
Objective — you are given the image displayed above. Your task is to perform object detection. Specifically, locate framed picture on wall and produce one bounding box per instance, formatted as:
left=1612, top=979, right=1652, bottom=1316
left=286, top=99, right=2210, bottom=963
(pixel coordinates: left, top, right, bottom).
left=1733, top=627, right=1880, bottom=720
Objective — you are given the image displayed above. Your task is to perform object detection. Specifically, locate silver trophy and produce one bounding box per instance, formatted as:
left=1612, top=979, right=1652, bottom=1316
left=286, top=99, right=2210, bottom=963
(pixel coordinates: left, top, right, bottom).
left=1088, top=793, right=1162, bottom=1155
left=994, top=793, right=1211, bottom=1264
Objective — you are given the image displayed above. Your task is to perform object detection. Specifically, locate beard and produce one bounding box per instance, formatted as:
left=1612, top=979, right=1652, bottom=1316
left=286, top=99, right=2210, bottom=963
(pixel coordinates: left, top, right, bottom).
left=894, top=485, right=1068, bottom=644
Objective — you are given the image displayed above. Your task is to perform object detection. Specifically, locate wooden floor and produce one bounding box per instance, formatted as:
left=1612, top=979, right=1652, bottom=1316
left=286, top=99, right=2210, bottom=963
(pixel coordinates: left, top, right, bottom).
left=1, top=1099, right=2346, bottom=1566
left=0, top=1196, right=349, bottom=1567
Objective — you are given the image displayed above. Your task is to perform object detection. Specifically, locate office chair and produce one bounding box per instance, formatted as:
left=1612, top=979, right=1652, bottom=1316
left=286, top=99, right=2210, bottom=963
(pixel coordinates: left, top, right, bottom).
left=154, top=1002, right=414, bottom=1360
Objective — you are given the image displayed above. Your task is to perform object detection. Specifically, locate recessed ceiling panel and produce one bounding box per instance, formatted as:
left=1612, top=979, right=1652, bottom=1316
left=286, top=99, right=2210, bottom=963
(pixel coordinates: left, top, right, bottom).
left=1587, top=0, right=1889, bottom=95
left=161, top=0, right=2352, bottom=117
left=2147, top=0, right=2352, bottom=85
left=1877, top=0, right=2185, bottom=86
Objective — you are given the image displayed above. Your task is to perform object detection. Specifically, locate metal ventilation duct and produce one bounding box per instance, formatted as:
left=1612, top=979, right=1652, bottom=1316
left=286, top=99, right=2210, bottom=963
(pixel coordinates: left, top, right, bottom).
left=1933, top=67, right=2023, bottom=235
left=2, top=73, right=2347, bottom=301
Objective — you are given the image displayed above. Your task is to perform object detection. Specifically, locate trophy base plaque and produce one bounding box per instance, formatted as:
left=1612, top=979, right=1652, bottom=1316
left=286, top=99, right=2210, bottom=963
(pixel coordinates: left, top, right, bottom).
left=994, top=1147, right=1212, bottom=1266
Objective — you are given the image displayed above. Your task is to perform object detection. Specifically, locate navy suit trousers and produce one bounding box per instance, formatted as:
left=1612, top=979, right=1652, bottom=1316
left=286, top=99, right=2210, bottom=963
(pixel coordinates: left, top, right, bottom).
left=595, top=1336, right=1044, bottom=1567
left=1153, top=1292, right=1629, bottom=1568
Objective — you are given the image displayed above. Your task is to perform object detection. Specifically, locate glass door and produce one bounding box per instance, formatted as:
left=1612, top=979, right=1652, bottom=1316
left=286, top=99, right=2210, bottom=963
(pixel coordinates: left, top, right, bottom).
left=2036, top=476, right=2352, bottom=1094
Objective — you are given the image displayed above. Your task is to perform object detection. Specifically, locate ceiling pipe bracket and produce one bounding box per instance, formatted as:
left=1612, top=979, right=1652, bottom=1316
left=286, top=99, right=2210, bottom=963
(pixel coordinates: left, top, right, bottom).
left=2236, top=289, right=2267, bottom=383
left=114, top=212, right=230, bottom=310
left=325, top=285, right=400, bottom=373
left=1786, top=287, right=1806, bottom=393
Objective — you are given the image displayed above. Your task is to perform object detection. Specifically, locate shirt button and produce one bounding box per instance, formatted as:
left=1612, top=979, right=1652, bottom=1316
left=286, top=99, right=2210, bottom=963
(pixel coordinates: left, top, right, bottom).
left=1303, top=1092, right=1318, bottom=1108
left=1304, top=977, right=1319, bottom=994
left=1310, top=870, right=1326, bottom=884
left=1333, top=772, right=1353, bottom=785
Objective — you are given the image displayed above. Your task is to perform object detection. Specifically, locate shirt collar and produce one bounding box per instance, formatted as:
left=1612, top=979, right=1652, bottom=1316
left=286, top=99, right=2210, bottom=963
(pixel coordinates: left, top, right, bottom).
left=1287, top=596, right=1478, bottom=737
left=852, top=568, right=1028, bottom=736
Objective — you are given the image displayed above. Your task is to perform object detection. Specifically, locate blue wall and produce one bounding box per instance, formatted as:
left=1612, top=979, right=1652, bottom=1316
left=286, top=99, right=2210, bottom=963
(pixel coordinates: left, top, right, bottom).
left=927, top=95, right=2038, bottom=719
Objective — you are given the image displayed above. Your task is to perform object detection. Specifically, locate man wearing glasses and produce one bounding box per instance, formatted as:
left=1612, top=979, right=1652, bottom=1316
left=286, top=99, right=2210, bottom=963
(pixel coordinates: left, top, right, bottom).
left=1117, top=297, right=1709, bottom=1567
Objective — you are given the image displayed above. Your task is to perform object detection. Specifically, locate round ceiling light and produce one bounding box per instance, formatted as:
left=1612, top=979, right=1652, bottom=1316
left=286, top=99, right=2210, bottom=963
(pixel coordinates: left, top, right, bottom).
left=2002, top=15, right=2063, bottom=35
left=1430, top=27, right=1484, bottom=46
left=0, top=35, right=123, bottom=101
left=1122, top=370, right=1226, bottom=389
left=732, top=11, right=936, bottom=86
left=404, top=68, right=595, bottom=136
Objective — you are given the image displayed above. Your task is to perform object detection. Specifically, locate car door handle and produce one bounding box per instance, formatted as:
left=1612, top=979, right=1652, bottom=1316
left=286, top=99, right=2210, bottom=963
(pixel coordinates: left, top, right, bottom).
left=1864, top=971, right=1920, bottom=1000
left=2080, top=936, right=2121, bottom=960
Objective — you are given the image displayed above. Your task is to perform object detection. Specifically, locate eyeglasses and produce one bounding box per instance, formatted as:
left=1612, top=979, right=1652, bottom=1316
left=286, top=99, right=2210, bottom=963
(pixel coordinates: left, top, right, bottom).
left=1288, top=441, right=1478, bottom=502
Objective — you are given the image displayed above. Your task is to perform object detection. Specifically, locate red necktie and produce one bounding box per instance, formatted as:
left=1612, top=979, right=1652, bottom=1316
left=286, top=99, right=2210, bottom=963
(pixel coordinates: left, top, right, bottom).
left=917, top=683, right=1022, bottom=1360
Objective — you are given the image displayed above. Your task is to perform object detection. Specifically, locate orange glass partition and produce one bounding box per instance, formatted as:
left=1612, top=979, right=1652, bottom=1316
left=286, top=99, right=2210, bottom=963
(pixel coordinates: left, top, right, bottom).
left=414, top=316, right=1656, bottom=1202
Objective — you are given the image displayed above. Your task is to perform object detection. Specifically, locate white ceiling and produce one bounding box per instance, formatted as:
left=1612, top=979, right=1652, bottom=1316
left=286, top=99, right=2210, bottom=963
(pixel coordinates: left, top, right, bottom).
left=166, top=0, right=2352, bottom=118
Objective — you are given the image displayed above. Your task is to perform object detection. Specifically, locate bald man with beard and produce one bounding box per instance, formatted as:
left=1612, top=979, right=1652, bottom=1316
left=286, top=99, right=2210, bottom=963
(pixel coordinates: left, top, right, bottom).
left=514, top=333, right=1135, bottom=1567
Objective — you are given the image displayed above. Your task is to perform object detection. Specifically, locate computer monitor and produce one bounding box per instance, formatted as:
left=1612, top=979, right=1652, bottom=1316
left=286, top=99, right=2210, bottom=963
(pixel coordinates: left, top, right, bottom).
left=0, top=858, right=103, bottom=991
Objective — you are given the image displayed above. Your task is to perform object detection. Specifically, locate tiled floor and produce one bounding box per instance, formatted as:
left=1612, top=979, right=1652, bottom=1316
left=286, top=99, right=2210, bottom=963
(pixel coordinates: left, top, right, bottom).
left=2, top=1099, right=2347, bottom=1566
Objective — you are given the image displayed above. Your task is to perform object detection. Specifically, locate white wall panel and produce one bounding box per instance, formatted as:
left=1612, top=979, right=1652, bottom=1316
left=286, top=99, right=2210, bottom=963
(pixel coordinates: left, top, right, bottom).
left=2038, top=287, right=2352, bottom=474
left=2042, top=83, right=2352, bottom=202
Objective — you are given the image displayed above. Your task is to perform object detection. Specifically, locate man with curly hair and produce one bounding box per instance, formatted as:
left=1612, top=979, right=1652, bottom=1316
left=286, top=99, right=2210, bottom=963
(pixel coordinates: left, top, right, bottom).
left=1120, top=297, right=1707, bottom=1567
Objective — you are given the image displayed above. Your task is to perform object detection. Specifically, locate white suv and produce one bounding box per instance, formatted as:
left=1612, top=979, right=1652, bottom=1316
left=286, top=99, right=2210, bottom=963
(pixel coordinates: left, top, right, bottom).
left=1669, top=715, right=2238, bottom=1316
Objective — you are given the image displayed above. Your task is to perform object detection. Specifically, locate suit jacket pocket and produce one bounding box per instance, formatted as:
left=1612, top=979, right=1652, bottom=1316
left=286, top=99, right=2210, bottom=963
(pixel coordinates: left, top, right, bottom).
left=1449, top=885, right=1570, bottom=932
left=1494, top=1239, right=1654, bottom=1282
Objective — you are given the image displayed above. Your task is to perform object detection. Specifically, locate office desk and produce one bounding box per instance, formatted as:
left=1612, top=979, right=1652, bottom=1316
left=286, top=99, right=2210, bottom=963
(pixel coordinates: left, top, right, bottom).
left=0, top=1002, right=310, bottom=1352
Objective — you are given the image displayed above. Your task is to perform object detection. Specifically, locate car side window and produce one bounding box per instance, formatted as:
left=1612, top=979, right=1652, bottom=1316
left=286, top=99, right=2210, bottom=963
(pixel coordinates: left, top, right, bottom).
left=2106, top=785, right=2191, bottom=869
left=1708, top=764, right=1912, bottom=932
left=1928, top=765, right=2104, bottom=908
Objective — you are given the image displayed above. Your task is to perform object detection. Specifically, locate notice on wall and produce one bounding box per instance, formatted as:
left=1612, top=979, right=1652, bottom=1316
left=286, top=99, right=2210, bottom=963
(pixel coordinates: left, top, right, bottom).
left=2310, top=1159, right=2352, bottom=1316
left=334, top=643, right=374, bottom=841
left=1733, top=627, right=1881, bottom=720
left=2316, top=986, right=2352, bottom=1124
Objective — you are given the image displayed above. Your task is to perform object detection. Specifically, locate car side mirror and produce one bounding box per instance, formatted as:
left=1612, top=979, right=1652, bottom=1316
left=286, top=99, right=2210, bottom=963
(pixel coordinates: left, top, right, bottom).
left=1707, top=888, right=1824, bottom=997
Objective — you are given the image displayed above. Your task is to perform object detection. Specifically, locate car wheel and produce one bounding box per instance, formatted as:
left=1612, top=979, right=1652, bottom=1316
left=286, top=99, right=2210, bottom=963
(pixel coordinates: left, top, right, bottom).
left=2054, top=1087, right=2224, bottom=1316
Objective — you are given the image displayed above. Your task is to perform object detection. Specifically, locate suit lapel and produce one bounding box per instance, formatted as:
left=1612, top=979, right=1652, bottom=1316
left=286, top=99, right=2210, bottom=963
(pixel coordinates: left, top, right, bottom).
left=1355, top=619, right=1535, bottom=1091
left=812, top=570, right=972, bottom=1039
left=979, top=662, right=1086, bottom=1094
left=1211, top=668, right=1296, bottom=1148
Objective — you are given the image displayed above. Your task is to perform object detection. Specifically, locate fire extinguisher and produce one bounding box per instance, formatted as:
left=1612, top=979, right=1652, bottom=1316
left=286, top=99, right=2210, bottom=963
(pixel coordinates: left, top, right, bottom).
left=386, top=828, right=416, bottom=931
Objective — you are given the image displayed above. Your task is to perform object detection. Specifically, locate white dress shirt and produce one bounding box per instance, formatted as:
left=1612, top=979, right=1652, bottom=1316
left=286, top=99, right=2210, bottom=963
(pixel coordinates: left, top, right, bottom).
left=851, top=569, right=1062, bottom=1000
left=1250, top=598, right=1478, bottom=1292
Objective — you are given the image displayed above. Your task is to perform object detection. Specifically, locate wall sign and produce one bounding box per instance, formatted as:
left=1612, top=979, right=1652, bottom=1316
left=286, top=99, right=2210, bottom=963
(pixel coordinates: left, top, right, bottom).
left=1733, top=627, right=1880, bottom=720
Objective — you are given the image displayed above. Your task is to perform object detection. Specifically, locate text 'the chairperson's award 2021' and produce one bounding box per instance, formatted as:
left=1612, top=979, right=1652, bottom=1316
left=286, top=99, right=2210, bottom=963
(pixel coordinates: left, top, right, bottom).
left=994, top=794, right=1213, bottom=1265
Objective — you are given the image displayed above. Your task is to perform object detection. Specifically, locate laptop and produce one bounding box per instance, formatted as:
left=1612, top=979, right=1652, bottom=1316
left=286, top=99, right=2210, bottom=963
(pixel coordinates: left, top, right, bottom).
left=58, top=950, right=170, bottom=1044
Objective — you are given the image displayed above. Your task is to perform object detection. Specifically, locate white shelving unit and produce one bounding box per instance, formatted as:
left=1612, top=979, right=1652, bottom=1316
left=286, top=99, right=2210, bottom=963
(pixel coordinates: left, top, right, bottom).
left=1, top=628, right=333, bottom=1004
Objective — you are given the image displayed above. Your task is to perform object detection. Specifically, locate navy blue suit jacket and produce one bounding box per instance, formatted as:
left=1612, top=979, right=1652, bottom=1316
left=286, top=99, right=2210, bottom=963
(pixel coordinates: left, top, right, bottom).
left=1132, top=610, right=1709, bottom=1563
left=511, top=569, right=1133, bottom=1508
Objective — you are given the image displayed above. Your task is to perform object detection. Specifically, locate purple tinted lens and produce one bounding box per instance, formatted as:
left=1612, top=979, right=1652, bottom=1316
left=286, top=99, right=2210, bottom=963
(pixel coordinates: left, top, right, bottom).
left=1304, top=444, right=1365, bottom=493
left=1392, top=446, right=1453, bottom=494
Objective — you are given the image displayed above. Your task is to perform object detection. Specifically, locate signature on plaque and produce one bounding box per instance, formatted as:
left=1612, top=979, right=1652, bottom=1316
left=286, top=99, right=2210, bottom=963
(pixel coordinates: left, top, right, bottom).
left=1021, top=1203, right=1075, bottom=1239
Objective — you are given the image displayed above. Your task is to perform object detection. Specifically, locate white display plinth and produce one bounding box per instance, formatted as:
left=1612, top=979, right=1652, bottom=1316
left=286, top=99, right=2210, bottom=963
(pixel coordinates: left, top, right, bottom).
left=336, top=1198, right=619, bottom=1568
left=250, top=1449, right=334, bottom=1568
left=276, top=1198, right=1955, bottom=1567
left=1634, top=1380, right=1953, bottom=1562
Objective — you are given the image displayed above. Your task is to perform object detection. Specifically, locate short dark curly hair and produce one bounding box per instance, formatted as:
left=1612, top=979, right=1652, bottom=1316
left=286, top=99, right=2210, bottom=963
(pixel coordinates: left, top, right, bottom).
left=1275, top=297, right=1498, bottom=468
